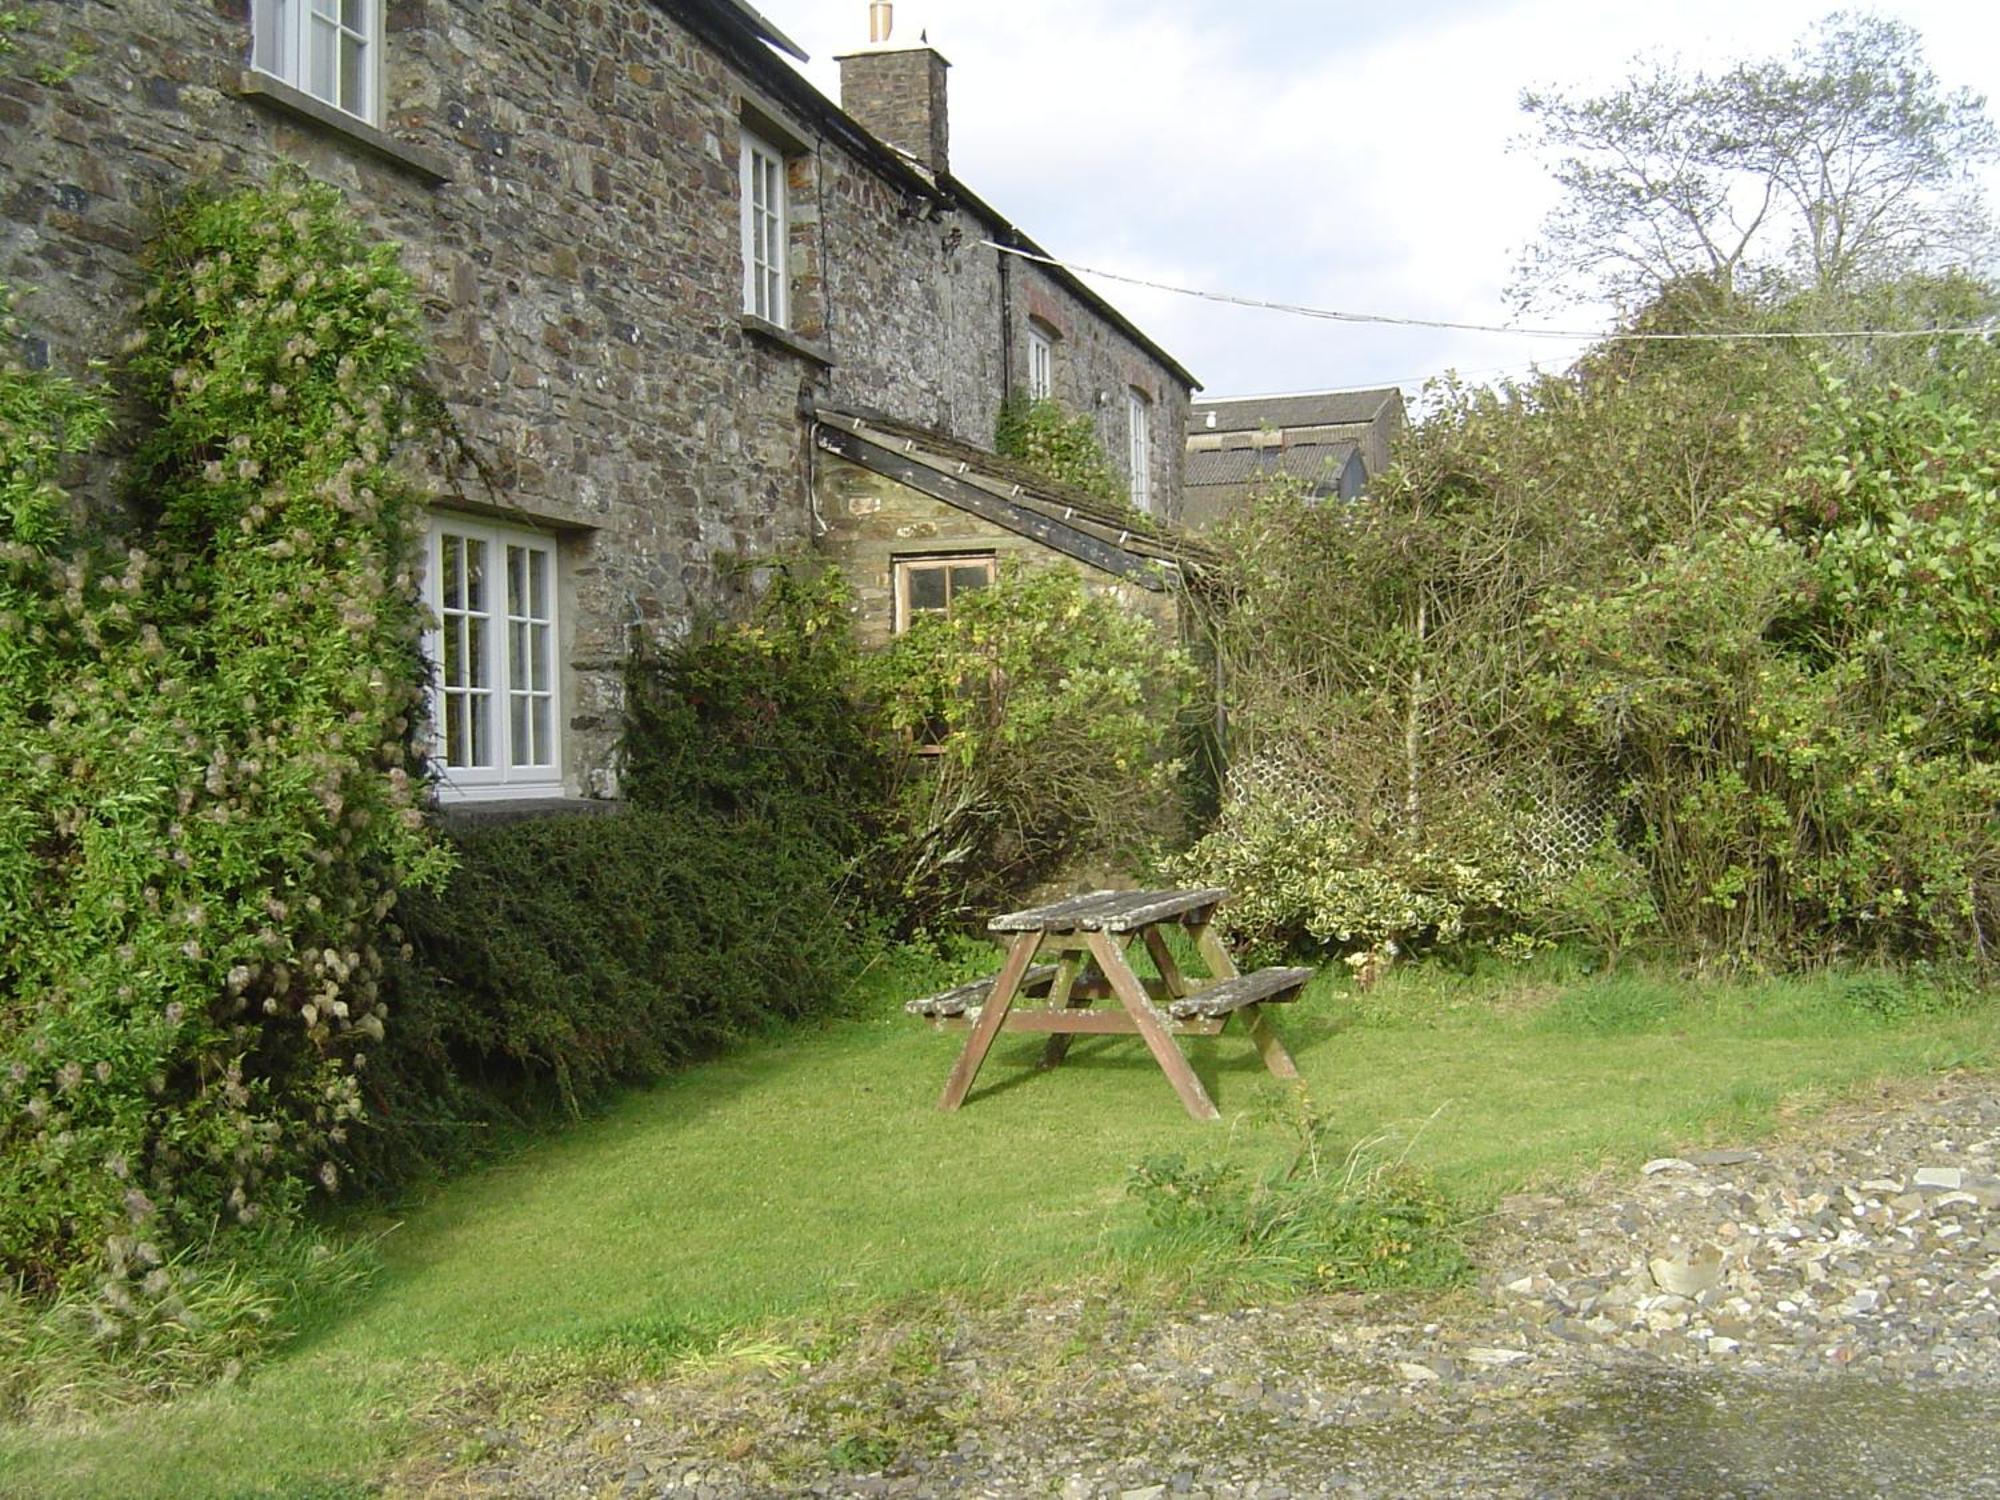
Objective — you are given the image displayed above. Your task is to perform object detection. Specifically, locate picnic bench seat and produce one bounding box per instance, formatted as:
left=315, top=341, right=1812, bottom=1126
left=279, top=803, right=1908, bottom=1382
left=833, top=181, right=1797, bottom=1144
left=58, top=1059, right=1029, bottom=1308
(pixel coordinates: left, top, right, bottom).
left=1164, top=965, right=1315, bottom=1021
left=906, top=963, right=1061, bottom=1019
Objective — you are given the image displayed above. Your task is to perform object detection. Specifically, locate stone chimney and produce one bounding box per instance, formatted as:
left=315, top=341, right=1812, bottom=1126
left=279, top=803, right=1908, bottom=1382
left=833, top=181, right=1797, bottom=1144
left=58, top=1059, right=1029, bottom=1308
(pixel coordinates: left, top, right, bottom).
left=837, top=3, right=951, bottom=178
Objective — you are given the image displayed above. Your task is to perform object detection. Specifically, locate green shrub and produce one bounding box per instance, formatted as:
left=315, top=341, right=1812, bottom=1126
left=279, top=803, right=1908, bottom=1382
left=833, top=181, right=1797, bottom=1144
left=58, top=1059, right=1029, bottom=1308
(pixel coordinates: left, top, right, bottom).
left=352, top=807, right=869, bottom=1188
left=625, top=563, right=1194, bottom=935
left=1168, top=772, right=1545, bottom=961
left=865, top=563, right=1196, bottom=926
left=1535, top=380, right=2000, bottom=959
left=0, top=174, right=443, bottom=1296
left=623, top=566, right=898, bottom=875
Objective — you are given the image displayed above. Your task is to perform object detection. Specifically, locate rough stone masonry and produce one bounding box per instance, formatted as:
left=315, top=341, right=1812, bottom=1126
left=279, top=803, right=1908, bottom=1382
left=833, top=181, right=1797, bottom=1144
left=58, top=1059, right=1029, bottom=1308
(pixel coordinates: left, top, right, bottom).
left=0, top=0, right=1193, bottom=796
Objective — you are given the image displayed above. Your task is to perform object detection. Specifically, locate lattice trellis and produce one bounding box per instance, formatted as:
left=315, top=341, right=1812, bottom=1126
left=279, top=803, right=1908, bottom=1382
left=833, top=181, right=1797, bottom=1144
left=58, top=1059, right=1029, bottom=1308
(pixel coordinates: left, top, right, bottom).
left=1223, top=749, right=1621, bottom=881
left=1517, top=785, right=1621, bottom=875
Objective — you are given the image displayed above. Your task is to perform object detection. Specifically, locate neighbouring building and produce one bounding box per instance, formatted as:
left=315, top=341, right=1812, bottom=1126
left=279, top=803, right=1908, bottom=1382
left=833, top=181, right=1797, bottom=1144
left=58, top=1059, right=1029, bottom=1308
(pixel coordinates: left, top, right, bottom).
left=1182, top=387, right=1405, bottom=529
left=0, top=0, right=1197, bottom=806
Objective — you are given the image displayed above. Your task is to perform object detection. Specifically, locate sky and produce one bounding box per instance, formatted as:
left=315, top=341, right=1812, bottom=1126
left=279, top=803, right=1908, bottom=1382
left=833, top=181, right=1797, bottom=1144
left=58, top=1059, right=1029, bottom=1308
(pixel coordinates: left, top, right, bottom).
left=769, top=0, right=2000, bottom=402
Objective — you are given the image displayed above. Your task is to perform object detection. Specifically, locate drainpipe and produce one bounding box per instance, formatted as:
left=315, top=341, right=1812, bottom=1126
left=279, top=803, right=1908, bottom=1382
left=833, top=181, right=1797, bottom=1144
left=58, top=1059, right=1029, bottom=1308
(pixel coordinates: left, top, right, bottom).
left=997, top=240, right=1014, bottom=406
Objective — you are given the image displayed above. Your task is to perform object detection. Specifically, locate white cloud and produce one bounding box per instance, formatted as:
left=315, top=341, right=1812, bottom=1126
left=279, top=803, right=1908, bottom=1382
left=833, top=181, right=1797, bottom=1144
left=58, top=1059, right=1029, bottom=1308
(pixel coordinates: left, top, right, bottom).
left=776, top=1, right=2000, bottom=397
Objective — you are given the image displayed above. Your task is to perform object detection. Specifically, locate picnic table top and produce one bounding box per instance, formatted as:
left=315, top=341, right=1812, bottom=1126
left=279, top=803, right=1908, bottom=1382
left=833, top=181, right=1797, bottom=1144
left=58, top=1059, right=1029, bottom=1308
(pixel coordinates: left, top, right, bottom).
left=987, top=887, right=1230, bottom=936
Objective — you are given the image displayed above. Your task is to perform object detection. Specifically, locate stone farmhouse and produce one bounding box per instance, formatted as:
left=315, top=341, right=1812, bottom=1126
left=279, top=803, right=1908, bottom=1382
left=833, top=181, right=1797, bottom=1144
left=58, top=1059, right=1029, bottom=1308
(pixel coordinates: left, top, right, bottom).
left=0, top=0, right=1199, bottom=806
left=1182, top=387, right=1406, bottom=529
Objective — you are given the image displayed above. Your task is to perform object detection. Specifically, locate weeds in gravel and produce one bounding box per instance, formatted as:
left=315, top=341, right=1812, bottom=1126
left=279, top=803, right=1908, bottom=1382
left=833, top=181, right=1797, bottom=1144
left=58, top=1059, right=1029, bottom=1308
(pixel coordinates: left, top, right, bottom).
left=1124, top=1088, right=1469, bottom=1294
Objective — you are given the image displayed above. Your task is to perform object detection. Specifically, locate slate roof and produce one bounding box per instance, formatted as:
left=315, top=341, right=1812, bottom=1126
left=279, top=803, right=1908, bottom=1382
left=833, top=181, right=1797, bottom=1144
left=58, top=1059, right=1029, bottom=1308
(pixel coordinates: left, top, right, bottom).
left=1185, top=443, right=1361, bottom=489
left=815, top=406, right=1219, bottom=587
left=694, top=0, right=807, bottom=60
left=1188, top=388, right=1402, bottom=434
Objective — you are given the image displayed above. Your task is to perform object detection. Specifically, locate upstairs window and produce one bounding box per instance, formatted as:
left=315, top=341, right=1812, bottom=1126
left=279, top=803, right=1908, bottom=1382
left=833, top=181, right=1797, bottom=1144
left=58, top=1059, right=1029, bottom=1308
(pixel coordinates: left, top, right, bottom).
left=740, top=127, right=789, bottom=327
left=251, top=0, right=379, bottom=124
left=1127, top=389, right=1153, bottom=513
left=423, top=513, right=563, bottom=802
left=1026, top=323, right=1054, bottom=401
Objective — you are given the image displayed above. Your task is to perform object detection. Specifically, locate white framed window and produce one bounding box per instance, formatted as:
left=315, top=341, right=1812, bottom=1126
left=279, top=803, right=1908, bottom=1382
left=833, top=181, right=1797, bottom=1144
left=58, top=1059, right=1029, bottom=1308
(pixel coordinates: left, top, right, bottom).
left=894, top=553, right=995, bottom=632
left=740, top=127, right=789, bottom=327
left=422, top=513, right=563, bottom=801
left=251, top=0, right=380, bottom=125
left=1127, top=390, right=1153, bottom=513
left=1026, top=324, right=1054, bottom=401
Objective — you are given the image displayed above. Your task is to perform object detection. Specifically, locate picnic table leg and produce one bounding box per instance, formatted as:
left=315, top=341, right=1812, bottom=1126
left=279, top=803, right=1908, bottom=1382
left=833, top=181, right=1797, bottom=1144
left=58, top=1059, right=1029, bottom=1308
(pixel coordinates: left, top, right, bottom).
left=1037, top=953, right=1089, bottom=1070
left=1087, top=930, right=1219, bottom=1123
left=938, top=931, right=1042, bottom=1111
left=1238, top=1003, right=1301, bottom=1079
left=1141, top=926, right=1190, bottom=1001
left=1189, top=922, right=1242, bottom=983
left=1189, top=915, right=1298, bottom=1080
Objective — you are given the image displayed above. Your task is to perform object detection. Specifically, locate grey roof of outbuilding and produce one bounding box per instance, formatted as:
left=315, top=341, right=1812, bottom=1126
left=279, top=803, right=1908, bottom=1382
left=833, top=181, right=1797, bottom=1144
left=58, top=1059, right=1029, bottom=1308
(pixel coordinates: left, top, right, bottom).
left=1189, top=389, right=1401, bottom=434
left=1186, top=443, right=1360, bottom=489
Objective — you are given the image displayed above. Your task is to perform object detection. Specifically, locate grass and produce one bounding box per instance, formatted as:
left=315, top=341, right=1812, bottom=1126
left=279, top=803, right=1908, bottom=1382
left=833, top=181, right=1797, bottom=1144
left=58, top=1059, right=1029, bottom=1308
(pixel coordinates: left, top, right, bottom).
left=3, top=951, right=1996, bottom=1498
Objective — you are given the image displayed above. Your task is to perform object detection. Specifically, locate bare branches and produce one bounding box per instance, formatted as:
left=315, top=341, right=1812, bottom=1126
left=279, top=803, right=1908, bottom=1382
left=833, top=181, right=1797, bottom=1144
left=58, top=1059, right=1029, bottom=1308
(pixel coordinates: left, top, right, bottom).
left=1513, top=15, right=1998, bottom=318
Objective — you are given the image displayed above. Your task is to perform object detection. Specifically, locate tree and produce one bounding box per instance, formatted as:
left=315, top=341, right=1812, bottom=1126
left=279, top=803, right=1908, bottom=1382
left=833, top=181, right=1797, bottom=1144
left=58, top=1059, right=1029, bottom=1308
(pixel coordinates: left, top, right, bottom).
left=1513, top=14, right=1998, bottom=318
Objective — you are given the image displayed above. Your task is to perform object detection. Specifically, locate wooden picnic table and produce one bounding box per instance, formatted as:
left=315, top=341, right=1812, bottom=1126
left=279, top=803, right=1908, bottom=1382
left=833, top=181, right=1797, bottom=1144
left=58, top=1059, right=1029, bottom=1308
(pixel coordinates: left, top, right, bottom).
left=908, top=887, right=1312, bottom=1121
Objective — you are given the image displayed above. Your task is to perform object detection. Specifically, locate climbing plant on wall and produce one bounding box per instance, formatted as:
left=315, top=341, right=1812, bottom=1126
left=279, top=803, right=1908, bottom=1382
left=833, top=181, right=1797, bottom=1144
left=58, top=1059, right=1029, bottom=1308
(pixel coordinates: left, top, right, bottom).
left=0, top=172, right=446, bottom=1315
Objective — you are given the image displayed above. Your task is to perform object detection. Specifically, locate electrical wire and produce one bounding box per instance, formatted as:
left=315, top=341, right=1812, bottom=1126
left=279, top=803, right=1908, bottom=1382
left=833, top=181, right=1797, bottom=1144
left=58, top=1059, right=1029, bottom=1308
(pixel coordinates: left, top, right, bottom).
left=983, top=241, right=2000, bottom=345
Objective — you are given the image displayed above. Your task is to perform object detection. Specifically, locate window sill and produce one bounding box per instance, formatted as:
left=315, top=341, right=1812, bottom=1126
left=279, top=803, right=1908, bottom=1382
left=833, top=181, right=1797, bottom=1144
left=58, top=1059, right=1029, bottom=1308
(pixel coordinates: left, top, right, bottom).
left=435, top=796, right=621, bottom=830
left=741, top=314, right=833, bottom=369
left=236, top=71, right=453, bottom=188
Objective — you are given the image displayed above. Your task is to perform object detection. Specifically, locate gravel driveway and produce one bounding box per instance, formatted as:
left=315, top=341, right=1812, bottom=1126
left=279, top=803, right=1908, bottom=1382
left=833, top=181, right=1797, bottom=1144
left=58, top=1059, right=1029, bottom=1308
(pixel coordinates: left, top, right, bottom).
left=399, top=1079, right=2000, bottom=1499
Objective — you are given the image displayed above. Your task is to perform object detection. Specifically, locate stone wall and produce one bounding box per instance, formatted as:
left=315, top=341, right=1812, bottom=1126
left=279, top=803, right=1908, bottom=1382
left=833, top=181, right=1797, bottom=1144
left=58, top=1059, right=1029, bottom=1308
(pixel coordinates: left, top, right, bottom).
left=812, top=455, right=1179, bottom=653
left=1013, top=263, right=1188, bottom=522
left=0, top=0, right=1192, bottom=796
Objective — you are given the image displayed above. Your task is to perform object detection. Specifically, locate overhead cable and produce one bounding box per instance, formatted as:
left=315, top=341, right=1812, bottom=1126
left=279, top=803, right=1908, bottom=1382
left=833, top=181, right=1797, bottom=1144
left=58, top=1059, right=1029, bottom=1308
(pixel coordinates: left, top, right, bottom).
left=983, top=241, right=2000, bottom=345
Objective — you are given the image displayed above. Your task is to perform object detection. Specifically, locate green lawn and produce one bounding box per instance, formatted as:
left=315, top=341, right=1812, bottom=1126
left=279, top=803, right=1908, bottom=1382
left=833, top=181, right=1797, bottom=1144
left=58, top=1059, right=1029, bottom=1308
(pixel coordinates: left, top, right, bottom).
left=5, top=958, right=1995, bottom=1498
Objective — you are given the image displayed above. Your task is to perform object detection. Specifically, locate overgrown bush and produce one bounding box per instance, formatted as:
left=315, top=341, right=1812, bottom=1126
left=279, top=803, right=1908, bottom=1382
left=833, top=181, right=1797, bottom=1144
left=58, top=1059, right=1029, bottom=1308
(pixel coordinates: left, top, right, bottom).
left=0, top=174, right=443, bottom=1302
left=865, top=563, right=1196, bottom=925
left=625, top=563, right=1194, bottom=934
left=1196, top=293, right=2000, bottom=968
left=351, top=807, right=868, bottom=1190
left=623, top=567, right=898, bottom=873
left=994, top=392, right=1126, bottom=504
left=1536, top=380, right=2000, bottom=959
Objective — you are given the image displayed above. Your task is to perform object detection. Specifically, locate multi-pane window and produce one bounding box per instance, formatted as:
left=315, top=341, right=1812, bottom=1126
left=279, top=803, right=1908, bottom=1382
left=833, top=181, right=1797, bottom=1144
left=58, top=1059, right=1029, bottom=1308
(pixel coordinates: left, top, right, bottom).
left=1127, top=390, right=1153, bottom=513
left=740, top=128, right=788, bottom=326
left=1026, top=325, right=1054, bottom=401
left=424, top=514, right=562, bottom=800
left=895, top=554, right=994, bottom=632
left=251, top=0, right=378, bottom=124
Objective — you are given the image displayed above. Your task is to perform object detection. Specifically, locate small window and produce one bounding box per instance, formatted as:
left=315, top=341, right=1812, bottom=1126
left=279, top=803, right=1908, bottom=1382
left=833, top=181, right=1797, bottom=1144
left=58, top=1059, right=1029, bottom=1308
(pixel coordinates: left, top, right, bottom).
left=251, top=0, right=379, bottom=124
left=423, top=513, right=563, bottom=801
left=740, top=127, right=789, bottom=327
left=894, top=554, right=994, bottom=632
left=1026, top=323, right=1055, bottom=401
left=1127, top=390, right=1153, bottom=513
